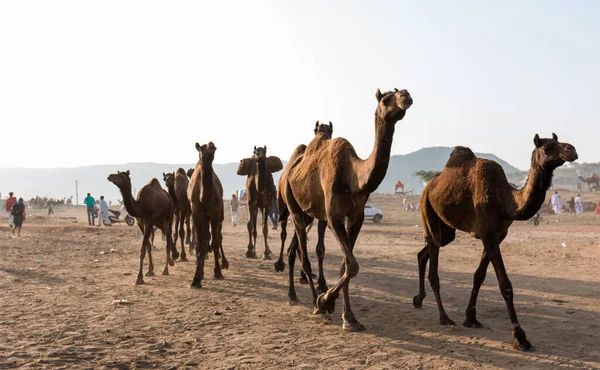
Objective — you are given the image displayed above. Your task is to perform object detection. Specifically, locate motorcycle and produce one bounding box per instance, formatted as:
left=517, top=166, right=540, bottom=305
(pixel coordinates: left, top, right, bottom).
left=104, top=209, right=135, bottom=226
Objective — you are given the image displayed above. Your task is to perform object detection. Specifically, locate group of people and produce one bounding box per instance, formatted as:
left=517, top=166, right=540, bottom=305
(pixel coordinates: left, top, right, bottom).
left=4, top=192, right=26, bottom=237
left=402, top=197, right=420, bottom=212
left=228, top=192, right=279, bottom=230
left=83, top=193, right=111, bottom=226
left=551, top=191, right=587, bottom=215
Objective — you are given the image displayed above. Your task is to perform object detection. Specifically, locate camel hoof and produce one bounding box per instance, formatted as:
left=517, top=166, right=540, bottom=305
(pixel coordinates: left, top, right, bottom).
left=439, top=316, right=456, bottom=326
left=145, top=271, right=155, bottom=277
left=135, top=278, right=145, bottom=285
left=512, top=327, right=533, bottom=351
left=246, top=250, right=257, bottom=259
left=413, top=295, right=423, bottom=309
left=262, top=253, right=273, bottom=260
left=463, top=318, right=483, bottom=328
left=162, top=270, right=169, bottom=276
left=514, top=343, right=535, bottom=352
left=214, top=272, right=224, bottom=280
left=179, top=257, right=188, bottom=262
left=299, top=275, right=309, bottom=285
left=274, top=260, right=285, bottom=272
left=342, top=319, right=366, bottom=332
left=315, top=293, right=335, bottom=314
left=190, top=280, right=202, bottom=289
left=168, top=258, right=175, bottom=267
left=317, top=284, right=329, bottom=295
left=288, top=296, right=299, bottom=306
left=221, top=259, right=229, bottom=270
left=172, top=250, right=180, bottom=261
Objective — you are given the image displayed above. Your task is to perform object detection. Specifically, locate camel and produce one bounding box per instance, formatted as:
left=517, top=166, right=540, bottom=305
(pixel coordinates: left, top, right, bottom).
left=413, top=133, right=577, bottom=351
left=187, top=168, right=194, bottom=179
left=275, top=121, right=333, bottom=303
left=188, top=142, right=229, bottom=288
left=107, top=170, right=177, bottom=284
left=577, top=176, right=599, bottom=190
left=163, top=168, right=192, bottom=261
left=285, top=88, right=413, bottom=331
left=237, top=146, right=283, bottom=259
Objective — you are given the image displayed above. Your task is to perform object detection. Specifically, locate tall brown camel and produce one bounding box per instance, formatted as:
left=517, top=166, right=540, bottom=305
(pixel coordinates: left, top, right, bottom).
left=275, top=121, right=334, bottom=303
left=285, top=88, right=413, bottom=331
left=188, top=142, right=229, bottom=288
left=577, top=176, right=599, bottom=190
left=163, top=168, right=192, bottom=261
left=413, top=133, right=577, bottom=351
left=237, top=146, right=283, bottom=259
left=108, top=170, right=177, bottom=285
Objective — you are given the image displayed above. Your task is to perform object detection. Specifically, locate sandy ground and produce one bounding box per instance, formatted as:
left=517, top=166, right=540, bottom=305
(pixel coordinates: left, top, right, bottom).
left=1, top=197, right=600, bottom=369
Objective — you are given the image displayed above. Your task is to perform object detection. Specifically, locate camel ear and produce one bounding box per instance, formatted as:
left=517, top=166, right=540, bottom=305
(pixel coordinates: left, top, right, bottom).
left=264, top=145, right=267, bottom=152
left=125, top=170, right=130, bottom=175
left=552, top=133, right=558, bottom=141
left=195, top=142, right=201, bottom=151
left=267, top=156, right=283, bottom=173
left=394, top=88, right=399, bottom=92
left=533, top=134, right=541, bottom=148
left=376, top=88, right=383, bottom=102
left=237, top=158, right=253, bottom=176
left=329, top=121, right=333, bottom=129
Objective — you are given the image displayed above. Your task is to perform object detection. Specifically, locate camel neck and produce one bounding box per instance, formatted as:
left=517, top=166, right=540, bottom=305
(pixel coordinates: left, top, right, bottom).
left=200, top=158, right=214, bottom=203
left=511, top=162, right=553, bottom=220
left=120, top=182, right=140, bottom=218
left=356, top=112, right=397, bottom=193
left=256, top=159, right=267, bottom=193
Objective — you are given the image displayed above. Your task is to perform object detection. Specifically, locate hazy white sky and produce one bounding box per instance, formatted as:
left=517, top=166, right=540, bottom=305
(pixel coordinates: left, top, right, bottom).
left=1, top=1, right=598, bottom=170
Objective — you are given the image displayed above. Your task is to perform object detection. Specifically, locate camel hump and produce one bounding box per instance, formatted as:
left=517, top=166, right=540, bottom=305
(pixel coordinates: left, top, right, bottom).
left=149, top=178, right=161, bottom=187
left=445, top=146, right=476, bottom=168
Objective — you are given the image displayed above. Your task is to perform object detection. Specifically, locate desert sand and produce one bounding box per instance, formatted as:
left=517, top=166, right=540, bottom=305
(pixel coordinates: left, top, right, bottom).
left=1, top=193, right=599, bottom=369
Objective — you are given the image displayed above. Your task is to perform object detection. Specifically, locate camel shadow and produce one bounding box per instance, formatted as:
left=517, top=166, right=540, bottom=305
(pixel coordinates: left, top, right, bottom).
left=0, top=266, right=65, bottom=285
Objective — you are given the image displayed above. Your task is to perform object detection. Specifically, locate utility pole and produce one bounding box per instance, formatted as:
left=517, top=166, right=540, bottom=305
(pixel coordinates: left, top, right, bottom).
left=75, top=180, right=79, bottom=205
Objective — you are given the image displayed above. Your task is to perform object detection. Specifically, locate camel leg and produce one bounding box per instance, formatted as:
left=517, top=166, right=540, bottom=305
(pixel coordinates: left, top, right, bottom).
left=316, top=220, right=328, bottom=294
left=262, top=208, right=273, bottom=260
left=291, top=212, right=318, bottom=305
left=427, top=244, right=454, bottom=325
left=136, top=222, right=153, bottom=284
left=163, top=220, right=175, bottom=275
left=211, top=221, right=224, bottom=279
left=173, top=212, right=179, bottom=251
left=189, top=222, right=196, bottom=256
left=191, top=214, right=208, bottom=288
left=185, top=214, right=191, bottom=245
left=463, top=250, right=489, bottom=328
left=338, top=214, right=365, bottom=331
left=287, top=233, right=299, bottom=304
left=413, top=245, right=430, bottom=308
left=274, top=216, right=287, bottom=272
left=178, top=211, right=188, bottom=261
left=486, top=243, right=533, bottom=351
left=145, top=242, right=155, bottom=277
left=246, top=206, right=258, bottom=258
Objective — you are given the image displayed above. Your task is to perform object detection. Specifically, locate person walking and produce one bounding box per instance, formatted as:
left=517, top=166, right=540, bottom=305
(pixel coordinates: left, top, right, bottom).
left=5, top=192, right=17, bottom=227
left=551, top=191, right=562, bottom=214
left=11, top=197, right=26, bottom=237
left=83, top=193, right=95, bottom=226
left=268, top=195, right=278, bottom=230
left=567, top=197, right=575, bottom=215
left=230, top=194, right=238, bottom=226
left=575, top=194, right=584, bottom=215
left=99, top=196, right=111, bottom=226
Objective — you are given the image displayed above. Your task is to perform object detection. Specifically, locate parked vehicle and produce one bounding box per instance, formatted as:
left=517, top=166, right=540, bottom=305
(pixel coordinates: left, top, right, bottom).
left=364, top=202, right=383, bottom=223
left=104, top=209, right=135, bottom=226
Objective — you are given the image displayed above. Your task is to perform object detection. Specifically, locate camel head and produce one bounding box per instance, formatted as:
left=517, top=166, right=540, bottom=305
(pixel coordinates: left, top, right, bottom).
left=253, top=146, right=267, bottom=161
left=532, top=133, right=578, bottom=171
left=375, top=88, right=413, bottom=122
left=163, top=171, right=175, bottom=189
left=314, top=121, right=333, bottom=139
left=186, top=168, right=194, bottom=178
left=107, top=170, right=131, bottom=189
left=196, top=141, right=217, bottom=164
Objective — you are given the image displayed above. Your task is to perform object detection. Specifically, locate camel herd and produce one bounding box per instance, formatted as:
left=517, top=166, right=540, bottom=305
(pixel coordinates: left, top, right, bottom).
left=108, top=88, right=579, bottom=352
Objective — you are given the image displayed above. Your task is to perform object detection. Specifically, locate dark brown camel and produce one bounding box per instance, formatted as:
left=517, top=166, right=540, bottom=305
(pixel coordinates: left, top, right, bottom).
left=285, top=88, right=413, bottom=331
left=163, top=168, right=192, bottom=261
left=577, top=176, right=599, bottom=190
left=188, top=142, right=229, bottom=288
left=413, top=133, right=577, bottom=351
left=237, top=146, right=283, bottom=259
left=108, top=170, right=177, bottom=284
left=275, top=121, right=334, bottom=303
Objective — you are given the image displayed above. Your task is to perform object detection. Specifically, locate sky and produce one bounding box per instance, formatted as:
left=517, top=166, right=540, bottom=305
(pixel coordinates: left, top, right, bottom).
left=1, top=0, right=598, bottom=171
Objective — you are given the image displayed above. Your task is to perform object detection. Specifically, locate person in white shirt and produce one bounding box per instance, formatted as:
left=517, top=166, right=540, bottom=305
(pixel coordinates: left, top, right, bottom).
left=575, top=194, right=584, bottom=214
left=99, top=196, right=111, bottom=226
left=551, top=191, right=562, bottom=214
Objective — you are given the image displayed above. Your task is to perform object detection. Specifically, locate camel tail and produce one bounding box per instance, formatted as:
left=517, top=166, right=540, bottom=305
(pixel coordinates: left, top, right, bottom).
left=421, top=189, right=441, bottom=249
left=278, top=192, right=289, bottom=223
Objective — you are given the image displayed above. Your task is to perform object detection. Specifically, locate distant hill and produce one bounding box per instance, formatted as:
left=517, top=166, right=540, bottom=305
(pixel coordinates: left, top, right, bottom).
left=0, top=147, right=521, bottom=203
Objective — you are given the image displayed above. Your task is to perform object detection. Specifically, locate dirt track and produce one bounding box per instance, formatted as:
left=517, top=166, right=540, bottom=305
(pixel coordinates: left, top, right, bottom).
left=1, top=205, right=600, bottom=369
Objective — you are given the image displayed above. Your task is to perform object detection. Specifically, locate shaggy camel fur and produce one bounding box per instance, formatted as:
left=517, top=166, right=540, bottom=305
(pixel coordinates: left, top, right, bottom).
left=163, top=168, right=192, bottom=261
left=108, top=170, right=177, bottom=284
left=286, top=88, right=413, bottom=331
left=414, top=133, right=577, bottom=351
left=237, top=146, right=283, bottom=259
left=188, top=142, right=229, bottom=288
left=275, top=121, right=334, bottom=303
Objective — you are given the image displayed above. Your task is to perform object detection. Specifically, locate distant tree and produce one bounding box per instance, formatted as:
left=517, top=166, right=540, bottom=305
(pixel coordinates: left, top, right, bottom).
left=412, top=170, right=441, bottom=185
